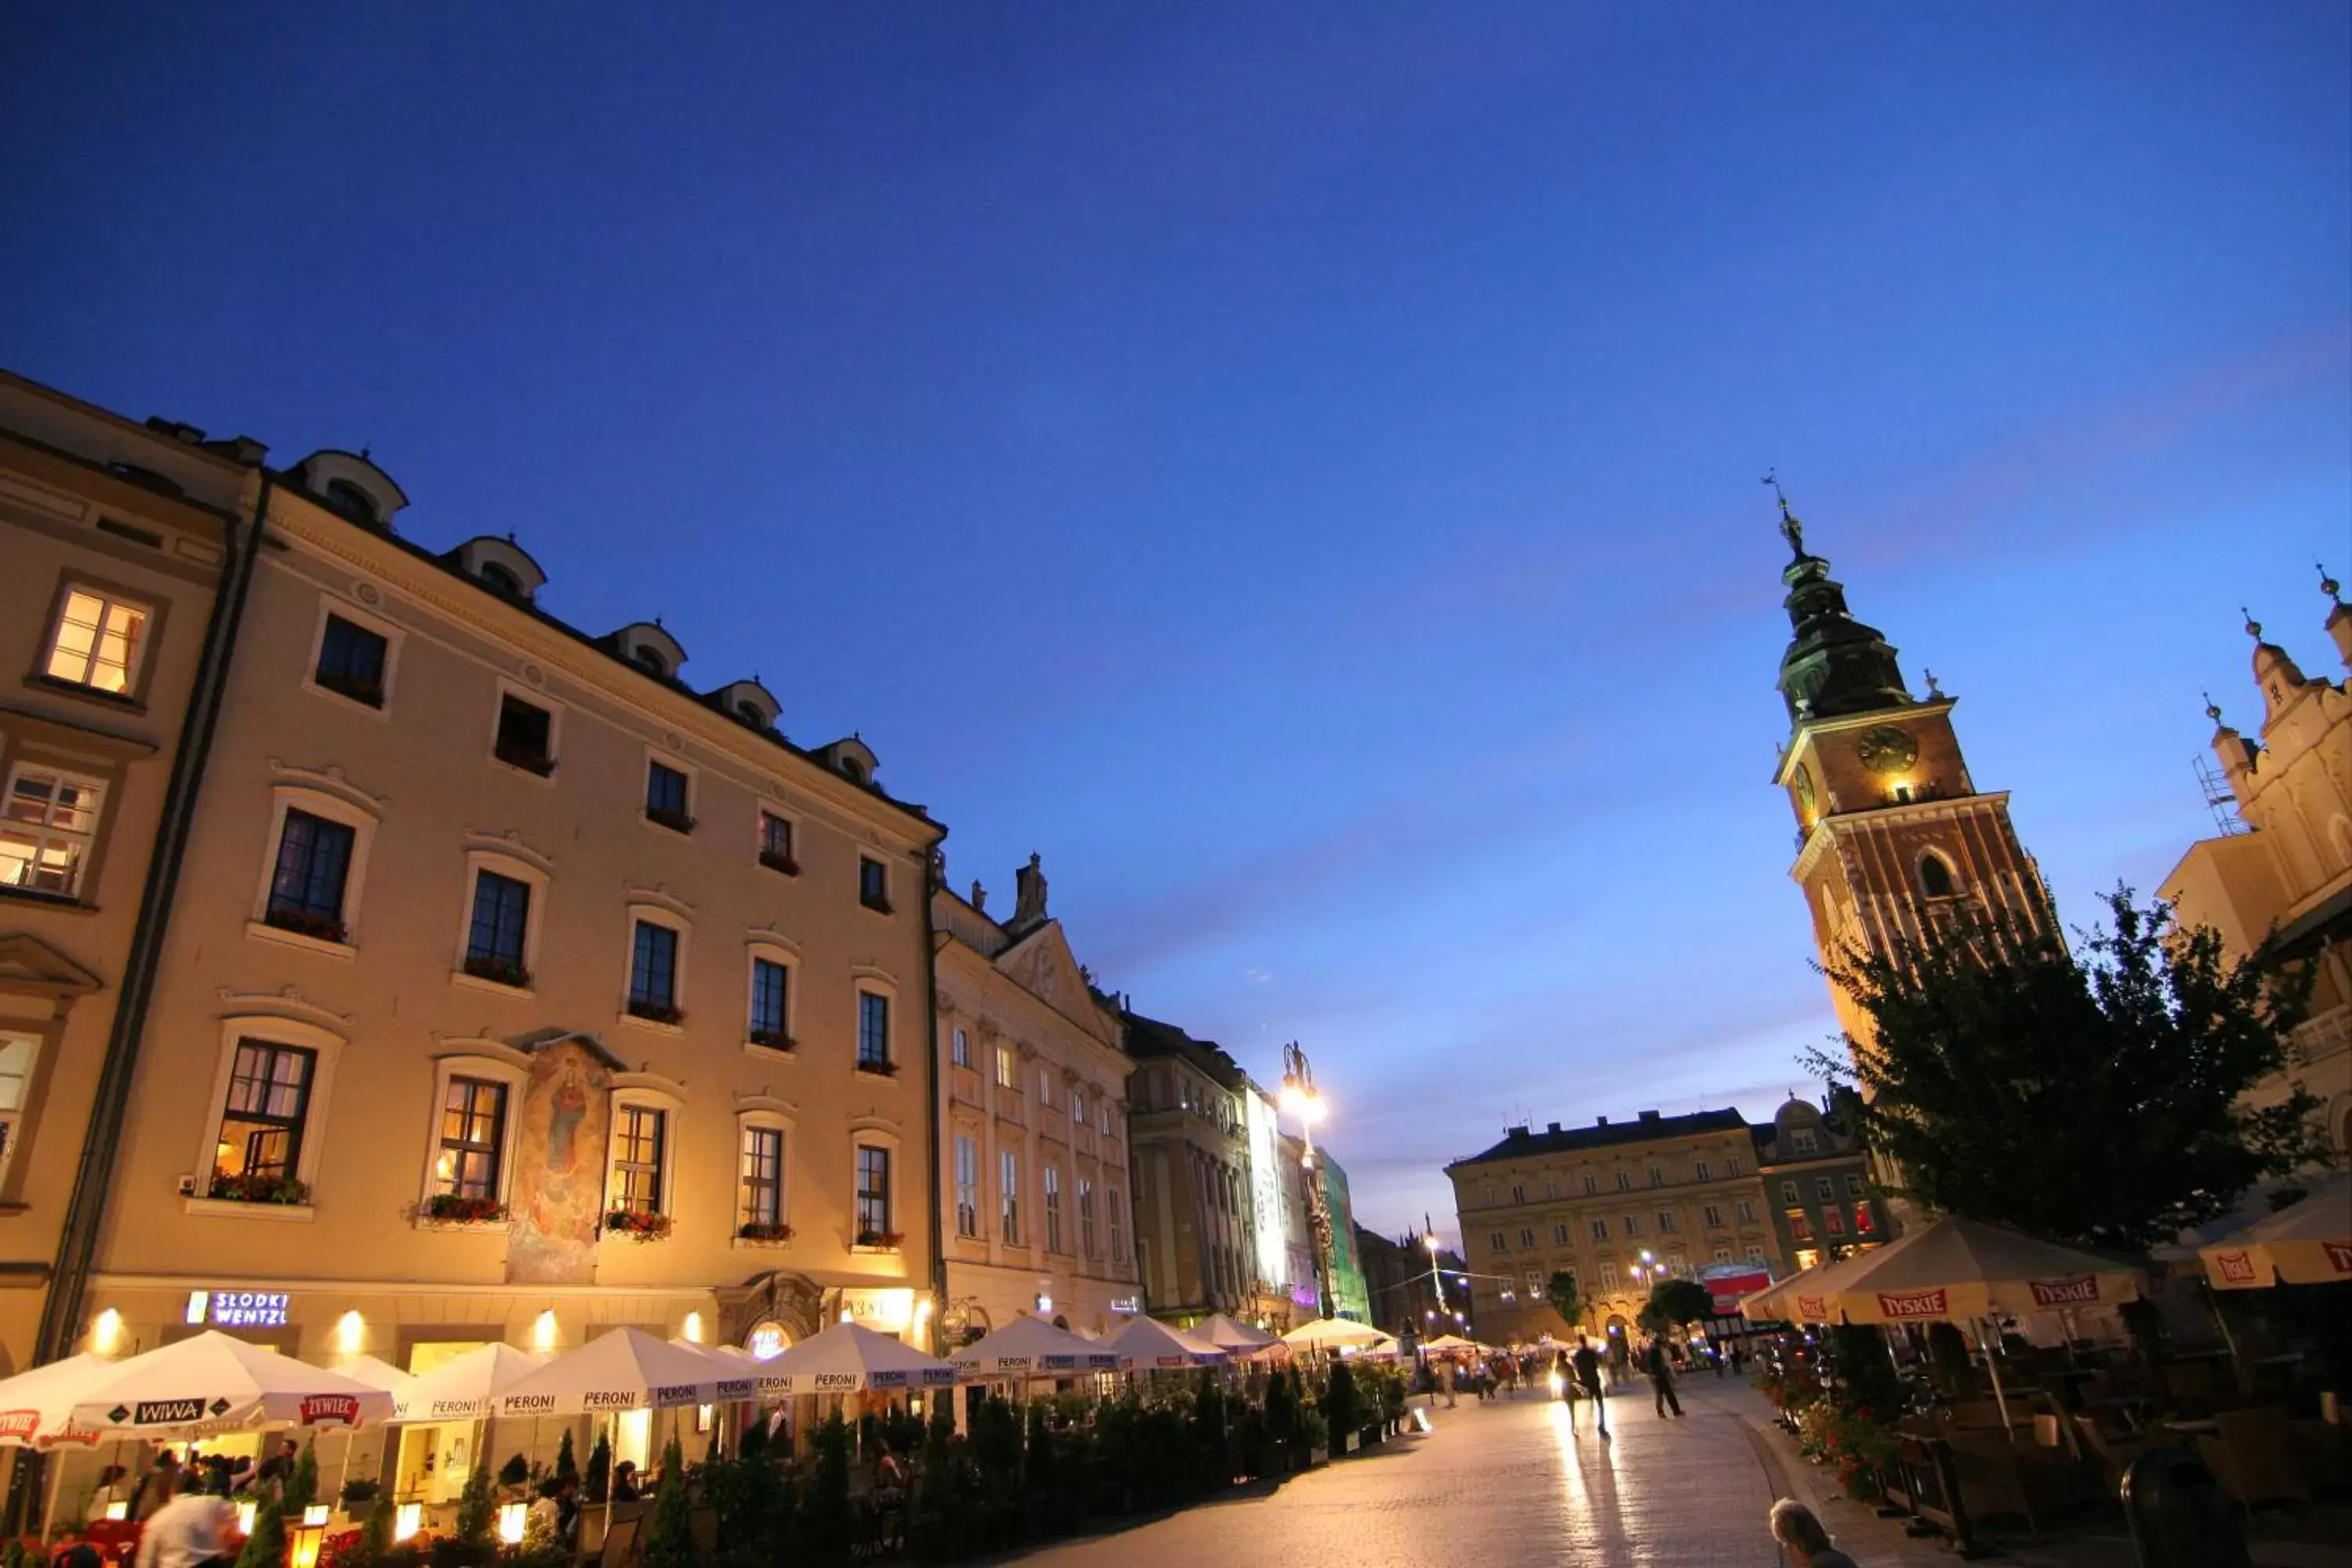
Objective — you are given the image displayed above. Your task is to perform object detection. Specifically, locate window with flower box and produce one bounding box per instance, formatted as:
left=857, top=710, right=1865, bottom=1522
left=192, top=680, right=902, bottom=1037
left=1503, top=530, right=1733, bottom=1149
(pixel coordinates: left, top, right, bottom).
left=609, top=1105, right=667, bottom=1217
left=211, top=1040, right=314, bottom=1203
left=463, top=871, right=532, bottom=987
left=314, top=615, right=387, bottom=708
left=856, top=991, right=891, bottom=1073
left=739, top=1124, right=786, bottom=1234
left=434, top=1077, right=507, bottom=1203
left=757, top=811, right=797, bottom=874
left=265, top=809, right=354, bottom=943
left=644, top=760, right=693, bottom=833
left=855, top=1143, right=894, bottom=1243
left=1, top=765, right=105, bottom=900
left=628, top=920, right=681, bottom=1023
left=494, top=694, right=556, bottom=775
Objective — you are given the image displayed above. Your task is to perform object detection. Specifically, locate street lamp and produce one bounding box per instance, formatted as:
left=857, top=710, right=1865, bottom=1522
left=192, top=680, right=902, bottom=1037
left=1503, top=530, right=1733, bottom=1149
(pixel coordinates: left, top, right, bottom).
left=1421, top=1219, right=1449, bottom=1319
left=1280, top=1040, right=1337, bottom=1320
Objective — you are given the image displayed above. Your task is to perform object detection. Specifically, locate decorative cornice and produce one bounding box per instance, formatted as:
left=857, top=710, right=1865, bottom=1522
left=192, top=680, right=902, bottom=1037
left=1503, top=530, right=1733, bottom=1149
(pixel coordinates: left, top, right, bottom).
left=624, top=884, right=696, bottom=920
left=216, top=985, right=354, bottom=1032
left=267, top=760, right=387, bottom=817
left=462, top=828, right=554, bottom=876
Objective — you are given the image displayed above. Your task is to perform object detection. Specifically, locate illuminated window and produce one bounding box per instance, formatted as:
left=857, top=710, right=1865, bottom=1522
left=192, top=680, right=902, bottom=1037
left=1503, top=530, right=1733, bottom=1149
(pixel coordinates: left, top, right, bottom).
left=1000, top=1149, right=1022, bottom=1243
left=995, top=1047, right=1015, bottom=1089
left=43, top=586, right=149, bottom=694
left=1788, top=1209, right=1813, bottom=1242
left=610, top=1105, right=666, bottom=1215
left=212, top=1041, right=314, bottom=1196
left=1, top=766, right=105, bottom=898
left=1044, top=1165, right=1065, bottom=1252
left=0, top=1032, right=38, bottom=1181
left=434, top=1077, right=506, bottom=1200
left=1079, top=1175, right=1097, bottom=1255
left=739, top=1125, right=784, bottom=1229
left=1824, top=1206, right=1846, bottom=1235
left=856, top=1145, right=892, bottom=1239
left=954, top=1134, right=980, bottom=1238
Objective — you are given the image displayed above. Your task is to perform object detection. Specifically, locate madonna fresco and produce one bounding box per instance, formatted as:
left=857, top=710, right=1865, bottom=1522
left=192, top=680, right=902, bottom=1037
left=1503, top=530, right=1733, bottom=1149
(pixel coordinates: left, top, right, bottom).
left=506, top=1037, right=612, bottom=1284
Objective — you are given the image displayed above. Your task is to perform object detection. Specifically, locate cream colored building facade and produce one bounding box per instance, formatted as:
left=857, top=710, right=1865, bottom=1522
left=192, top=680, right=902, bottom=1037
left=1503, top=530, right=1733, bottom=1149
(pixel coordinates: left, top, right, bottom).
left=2162, top=583, right=2352, bottom=1158
left=932, top=862, right=1138, bottom=1340
left=26, top=381, right=942, bottom=1501
left=1447, top=1109, right=1782, bottom=1345
left=1121, top=1011, right=1254, bottom=1324
left=0, top=376, right=244, bottom=1380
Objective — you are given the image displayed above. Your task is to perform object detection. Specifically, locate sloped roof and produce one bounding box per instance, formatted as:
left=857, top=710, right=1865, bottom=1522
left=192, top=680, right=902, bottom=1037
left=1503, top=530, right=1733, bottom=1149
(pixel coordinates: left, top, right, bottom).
left=1450, top=1108, right=1749, bottom=1170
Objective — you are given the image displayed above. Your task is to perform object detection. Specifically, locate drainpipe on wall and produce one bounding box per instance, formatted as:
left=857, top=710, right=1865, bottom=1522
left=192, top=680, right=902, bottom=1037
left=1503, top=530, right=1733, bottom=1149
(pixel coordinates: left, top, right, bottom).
left=921, top=844, right=949, bottom=1356
left=34, top=474, right=274, bottom=1363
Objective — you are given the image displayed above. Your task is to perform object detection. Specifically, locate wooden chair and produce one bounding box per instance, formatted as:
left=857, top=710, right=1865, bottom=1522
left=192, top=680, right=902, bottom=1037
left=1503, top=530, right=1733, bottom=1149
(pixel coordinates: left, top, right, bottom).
left=2198, top=1407, right=2309, bottom=1512
left=2072, top=1413, right=2162, bottom=1496
left=596, top=1514, right=640, bottom=1568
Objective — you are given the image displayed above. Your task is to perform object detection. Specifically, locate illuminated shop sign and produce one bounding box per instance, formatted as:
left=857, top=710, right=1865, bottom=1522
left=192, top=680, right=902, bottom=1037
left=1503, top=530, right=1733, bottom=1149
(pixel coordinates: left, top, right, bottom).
left=1245, top=1091, right=1286, bottom=1289
left=203, top=1291, right=291, bottom=1328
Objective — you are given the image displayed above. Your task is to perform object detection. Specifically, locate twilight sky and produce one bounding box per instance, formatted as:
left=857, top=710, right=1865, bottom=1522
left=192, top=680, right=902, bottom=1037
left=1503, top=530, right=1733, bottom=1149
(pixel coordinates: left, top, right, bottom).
left=6, top=5, right=2348, bottom=1244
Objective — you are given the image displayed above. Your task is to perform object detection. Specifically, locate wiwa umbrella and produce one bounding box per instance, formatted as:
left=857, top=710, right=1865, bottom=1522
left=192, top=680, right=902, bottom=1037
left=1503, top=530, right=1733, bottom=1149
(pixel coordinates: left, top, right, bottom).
left=1191, top=1313, right=1279, bottom=1357
left=2204, top=1172, right=2352, bottom=1290
left=950, top=1316, right=1118, bottom=1379
left=392, top=1345, right=546, bottom=1423
left=1103, top=1316, right=1227, bottom=1370
left=0, top=1354, right=116, bottom=1448
left=1821, top=1216, right=2140, bottom=1326
left=493, top=1327, right=740, bottom=1417
left=1279, top=1317, right=1395, bottom=1355
left=760, top=1322, right=956, bottom=1395
left=69, top=1332, right=393, bottom=1436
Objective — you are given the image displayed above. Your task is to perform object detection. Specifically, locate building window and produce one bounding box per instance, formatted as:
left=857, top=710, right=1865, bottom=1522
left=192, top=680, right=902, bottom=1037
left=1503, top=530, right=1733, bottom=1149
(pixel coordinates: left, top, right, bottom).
left=1694, top=1160, right=1711, bottom=1182
left=265, top=808, right=355, bottom=942
left=1000, top=1149, right=1022, bottom=1243
left=1824, top=1206, right=1846, bottom=1235
left=995, top=1046, right=1015, bottom=1090
left=1044, top=1165, right=1065, bottom=1252
left=1702, top=1204, right=1723, bottom=1228
left=1599, top=1262, right=1620, bottom=1291
left=1845, top=1173, right=1864, bottom=1197
left=1726, top=1156, right=1742, bottom=1175
left=953, top=1134, right=981, bottom=1238
left=1591, top=1218, right=1608, bottom=1240
left=1, top=766, right=105, bottom=898
left=212, top=1041, right=315, bottom=1199
left=43, top=586, right=149, bottom=695
left=1657, top=1210, right=1676, bottom=1234
left=1736, top=1200, right=1756, bottom=1223
left=495, top=695, right=555, bottom=775
left=1582, top=1174, right=1599, bottom=1196
left=1109, top=1186, right=1126, bottom=1261
left=1780, top=1180, right=1800, bottom=1203
left=1815, top=1176, right=1835, bottom=1201
left=1791, top=1128, right=1818, bottom=1153
left=628, top=921, right=681, bottom=1022
left=1080, top=1176, right=1097, bottom=1256
left=0, top=1031, right=34, bottom=1181
left=644, top=761, right=692, bottom=832
left=1615, top=1171, right=1631, bottom=1191
left=463, top=870, right=532, bottom=986
left=1748, top=1244, right=1768, bottom=1262
left=858, top=856, right=891, bottom=913
left=749, top=958, right=789, bottom=1045
left=1519, top=1227, right=1535, bottom=1247
left=1552, top=1222, right=1569, bottom=1244
left=757, top=811, right=797, bottom=873
left=314, top=615, right=387, bottom=707
left=609, top=1105, right=666, bottom=1215
left=1920, top=853, right=1958, bottom=898
left=855, top=1143, right=893, bottom=1240
left=951, top=1026, right=970, bottom=1068
left=1511, top=1183, right=1526, bottom=1205
left=1857, top=1205, right=1876, bottom=1235
left=434, top=1077, right=507, bottom=1200
left=1649, top=1166, right=1664, bottom=1187
left=1070, top=1086, right=1086, bottom=1127
left=1788, top=1209, right=1813, bottom=1242
left=856, top=991, right=891, bottom=1070
left=739, top=1125, right=784, bottom=1230
left=1483, top=1185, right=1497, bottom=1208
left=1624, top=1215, right=1642, bottom=1237
left=1038, top=1069, right=1054, bottom=1108
left=1490, top=1231, right=1507, bottom=1251
left=1544, top=1178, right=1559, bottom=1200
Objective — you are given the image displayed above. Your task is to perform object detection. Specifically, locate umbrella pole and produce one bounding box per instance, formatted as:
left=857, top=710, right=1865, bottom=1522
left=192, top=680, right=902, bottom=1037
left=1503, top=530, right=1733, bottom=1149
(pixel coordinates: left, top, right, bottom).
left=1976, top=1318, right=2015, bottom=1443
left=2205, top=1286, right=2245, bottom=1388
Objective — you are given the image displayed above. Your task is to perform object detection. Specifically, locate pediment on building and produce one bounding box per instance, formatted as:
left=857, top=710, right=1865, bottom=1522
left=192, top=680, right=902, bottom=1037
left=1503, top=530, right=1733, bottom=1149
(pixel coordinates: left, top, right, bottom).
left=0, top=934, right=103, bottom=997
left=996, top=921, right=1113, bottom=1037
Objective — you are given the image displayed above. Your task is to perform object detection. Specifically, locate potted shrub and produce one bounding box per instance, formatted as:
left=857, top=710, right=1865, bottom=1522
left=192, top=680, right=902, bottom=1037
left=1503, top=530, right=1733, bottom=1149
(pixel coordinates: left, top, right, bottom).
left=853, top=1229, right=904, bottom=1250
left=736, top=1221, right=793, bottom=1244
left=210, top=1171, right=310, bottom=1205
left=263, top=906, right=346, bottom=944
left=461, top=953, right=532, bottom=989
left=419, top=1193, right=506, bottom=1225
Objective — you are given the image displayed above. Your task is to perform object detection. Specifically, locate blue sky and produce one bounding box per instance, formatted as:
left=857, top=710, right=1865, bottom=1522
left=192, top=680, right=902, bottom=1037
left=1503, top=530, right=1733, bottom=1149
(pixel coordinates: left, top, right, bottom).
left=7, top=5, right=2348, bottom=1243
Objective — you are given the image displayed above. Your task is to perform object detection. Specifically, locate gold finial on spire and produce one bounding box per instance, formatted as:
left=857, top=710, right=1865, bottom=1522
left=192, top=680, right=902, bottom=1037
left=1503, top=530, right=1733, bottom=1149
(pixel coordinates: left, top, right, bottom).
left=2203, top=691, right=2223, bottom=725
left=1763, top=468, right=1803, bottom=557
left=2321, top=563, right=2342, bottom=605
left=2242, top=607, right=2263, bottom=641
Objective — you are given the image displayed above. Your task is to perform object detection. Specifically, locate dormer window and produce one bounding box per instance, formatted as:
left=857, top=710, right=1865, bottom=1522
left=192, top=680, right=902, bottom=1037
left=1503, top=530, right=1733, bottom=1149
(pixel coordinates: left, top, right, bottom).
left=477, top=561, right=522, bottom=597
left=840, top=757, right=866, bottom=782
left=736, top=701, right=765, bottom=726
left=633, top=647, right=669, bottom=678
left=323, top=479, right=379, bottom=525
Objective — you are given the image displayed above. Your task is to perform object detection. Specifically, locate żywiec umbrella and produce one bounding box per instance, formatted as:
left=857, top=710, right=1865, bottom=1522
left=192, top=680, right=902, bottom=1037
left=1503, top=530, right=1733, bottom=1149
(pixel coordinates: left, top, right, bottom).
left=392, top=1345, right=547, bottom=1424
left=1191, top=1313, right=1279, bottom=1358
left=1102, top=1316, right=1227, bottom=1370
left=493, top=1327, right=742, bottom=1417
left=69, top=1332, right=394, bottom=1436
left=949, top=1316, right=1118, bottom=1379
left=759, top=1322, right=956, bottom=1395
left=2204, top=1172, right=2352, bottom=1290
left=0, top=1354, right=116, bottom=1448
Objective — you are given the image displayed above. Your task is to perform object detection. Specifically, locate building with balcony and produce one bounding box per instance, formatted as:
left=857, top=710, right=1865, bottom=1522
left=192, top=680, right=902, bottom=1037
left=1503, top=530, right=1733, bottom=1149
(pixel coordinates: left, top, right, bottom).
left=933, top=857, right=1137, bottom=1340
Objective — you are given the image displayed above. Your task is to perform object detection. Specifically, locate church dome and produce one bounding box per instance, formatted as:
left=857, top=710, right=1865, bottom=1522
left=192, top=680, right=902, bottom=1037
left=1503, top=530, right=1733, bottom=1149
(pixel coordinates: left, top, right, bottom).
left=1773, top=1095, right=1824, bottom=1127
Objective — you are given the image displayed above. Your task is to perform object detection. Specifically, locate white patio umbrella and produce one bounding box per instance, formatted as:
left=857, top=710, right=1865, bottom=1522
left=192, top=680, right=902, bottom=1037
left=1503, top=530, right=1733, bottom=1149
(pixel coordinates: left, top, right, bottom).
left=2203, top=1172, right=2352, bottom=1290
left=950, top=1316, right=1119, bottom=1380
left=1191, top=1313, right=1279, bottom=1358
left=675, top=1341, right=791, bottom=1396
left=1279, top=1318, right=1395, bottom=1356
left=1417, top=1334, right=1479, bottom=1356
left=331, top=1356, right=409, bottom=1393
left=391, top=1345, right=546, bottom=1424
left=760, top=1322, right=956, bottom=1395
left=0, top=1354, right=116, bottom=1448
left=1822, top=1217, right=2141, bottom=1325
left=69, top=1332, right=394, bottom=1436
left=493, top=1327, right=730, bottom=1417
left=1103, top=1316, right=1227, bottom=1370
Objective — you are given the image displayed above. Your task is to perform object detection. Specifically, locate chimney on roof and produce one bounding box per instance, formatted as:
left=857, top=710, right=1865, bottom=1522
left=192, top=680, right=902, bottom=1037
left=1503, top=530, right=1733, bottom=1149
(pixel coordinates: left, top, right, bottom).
left=1639, top=1109, right=1661, bottom=1123
left=144, top=417, right=206, bottom=445
left=1595, top=1116, right=1609, bottom=1127
left=1547, top=1121, right=1561, bottom=1134
left=1507, top=1125, right=1530, bottom=1141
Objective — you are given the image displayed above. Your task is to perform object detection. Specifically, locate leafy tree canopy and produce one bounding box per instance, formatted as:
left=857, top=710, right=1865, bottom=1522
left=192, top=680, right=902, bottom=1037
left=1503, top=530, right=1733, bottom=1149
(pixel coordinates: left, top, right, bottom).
left=1807, top=887, right=2325, bottom=1250
left=1643, top=1277, right=1714, bottom=1330
left=1545, top=1269, right=1582, bottom=1330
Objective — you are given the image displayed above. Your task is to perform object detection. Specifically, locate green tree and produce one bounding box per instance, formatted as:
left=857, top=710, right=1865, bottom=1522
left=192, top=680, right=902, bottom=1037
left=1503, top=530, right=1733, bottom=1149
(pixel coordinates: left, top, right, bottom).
left=554, top=1428, right=579, bottom=1483
left=454, top=1454, right=496, bottom=1548
left=800, top=1411, right=855, bottom=1563
left=234, top=1500, right=288, bottom=1568
left=1545, top=1269, right=1583, bottom=1331
left=640, top=1438, right=695, bottom=1568
left=583, top=1430, right=612, bottom=1503
left=284, top=1439, right=319, bottom=1513
left=1808, top=887, right=2326, bottom=1248
left=1642, top=1277, right=1713, bottom=1332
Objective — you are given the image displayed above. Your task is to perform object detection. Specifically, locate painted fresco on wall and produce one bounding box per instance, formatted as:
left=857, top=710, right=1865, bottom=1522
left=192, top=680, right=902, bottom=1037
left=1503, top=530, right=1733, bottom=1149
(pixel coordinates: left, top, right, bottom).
left=506, top=1038, right=612, bottom=1284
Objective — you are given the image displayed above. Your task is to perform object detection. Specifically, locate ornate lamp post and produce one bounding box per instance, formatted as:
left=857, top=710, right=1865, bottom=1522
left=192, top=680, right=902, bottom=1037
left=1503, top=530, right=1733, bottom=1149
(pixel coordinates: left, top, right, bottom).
left=1279, top=1041, right=1335, bottom=1320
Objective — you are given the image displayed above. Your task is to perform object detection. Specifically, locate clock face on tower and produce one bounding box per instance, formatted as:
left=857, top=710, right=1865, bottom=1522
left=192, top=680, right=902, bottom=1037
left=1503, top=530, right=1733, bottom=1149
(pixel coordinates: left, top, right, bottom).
left=1793, top=765, right=1816, bottom=815
left=1854, top=724, right=1919, bottom=776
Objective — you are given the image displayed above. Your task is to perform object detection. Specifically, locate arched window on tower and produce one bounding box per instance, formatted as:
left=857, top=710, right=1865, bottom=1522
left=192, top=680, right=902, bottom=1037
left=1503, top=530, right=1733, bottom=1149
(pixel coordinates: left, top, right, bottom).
left=1919, top=853, right=1958, bottom=898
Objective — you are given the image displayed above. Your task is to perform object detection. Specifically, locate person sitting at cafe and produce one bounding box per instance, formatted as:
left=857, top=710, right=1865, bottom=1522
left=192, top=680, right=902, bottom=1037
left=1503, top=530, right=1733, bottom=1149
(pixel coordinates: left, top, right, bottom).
left=608, top=1461, right=641, bottom=1502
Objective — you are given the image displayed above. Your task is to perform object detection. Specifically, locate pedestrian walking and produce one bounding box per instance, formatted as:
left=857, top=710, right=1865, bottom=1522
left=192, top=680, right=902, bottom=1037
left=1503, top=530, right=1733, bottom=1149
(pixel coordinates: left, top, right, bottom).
left=1439, top=1356, right=1457, bottom=1409
left=1767, top=1499, right=1860, bottom=1567
left=1571, top=1334, right=1608, bottom=1439
left=1645, top=1338, right=1685, bottom=1417
left=1553, top=1349, right=1582, bottom=1431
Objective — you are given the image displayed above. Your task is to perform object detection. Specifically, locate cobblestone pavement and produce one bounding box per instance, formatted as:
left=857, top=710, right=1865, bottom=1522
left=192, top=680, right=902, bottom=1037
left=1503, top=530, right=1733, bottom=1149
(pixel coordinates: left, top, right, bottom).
left=1002, top=1377, right=1783, bottom=1567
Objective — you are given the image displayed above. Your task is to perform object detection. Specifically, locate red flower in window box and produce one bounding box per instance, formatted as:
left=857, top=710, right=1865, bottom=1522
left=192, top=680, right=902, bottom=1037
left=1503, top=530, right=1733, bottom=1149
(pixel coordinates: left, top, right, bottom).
left=626, top=999, right=685, bottom=1025
left=737, top=1221, right=794, bottom=1243
left=644, top=806, right=696, bottom=835
left=748, top=1029, right=794, bottom=1051
left=757, top=850, right=800, bottom=877
left=604, top=1210, right=673, bottom=1242
left=462, top=954, right=532, bottom=989
left=494, top=739, right=557, bottom=776
left=264, top=906, right=347, bottom=945
left=210, top=1171, right=311, bottom=1206
left=854, top=1230, right=904, bottom=1250
left=419, top=1193, right=507, bottom=1225
left=855, top=1058, right=898, bottom=1078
